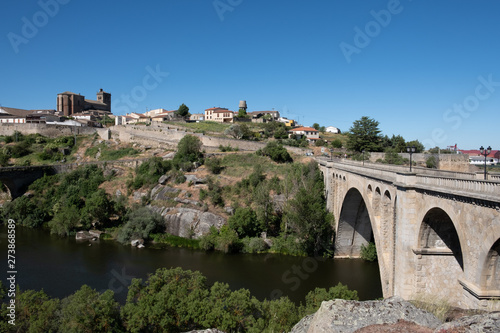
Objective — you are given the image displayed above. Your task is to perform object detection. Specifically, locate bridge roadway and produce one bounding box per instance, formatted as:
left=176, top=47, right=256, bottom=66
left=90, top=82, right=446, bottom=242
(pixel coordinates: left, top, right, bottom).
left=317, top=157, right=500, bottom=310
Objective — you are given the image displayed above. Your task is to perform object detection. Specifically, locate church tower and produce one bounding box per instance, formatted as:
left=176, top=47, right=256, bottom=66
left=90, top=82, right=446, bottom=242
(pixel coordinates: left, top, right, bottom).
left=96, top=88, right=111, bottom=111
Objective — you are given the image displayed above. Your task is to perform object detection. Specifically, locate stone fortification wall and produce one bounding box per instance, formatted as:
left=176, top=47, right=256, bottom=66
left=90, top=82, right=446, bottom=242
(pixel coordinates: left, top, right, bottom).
left=367, top=152, right=470, bottom=172
left=0, top=123, right=110, bottom=140
left=112, top=125, right=311, bottom=155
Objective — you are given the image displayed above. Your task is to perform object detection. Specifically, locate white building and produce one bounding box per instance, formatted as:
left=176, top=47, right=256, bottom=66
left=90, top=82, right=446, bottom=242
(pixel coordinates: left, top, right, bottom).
left=205, top=107, right=234, bottom=123
left=325, top=126, right=341, bottom=134
left=469, top=155, right=499, bottom=166
left=289, top=126, right=320, bottom=142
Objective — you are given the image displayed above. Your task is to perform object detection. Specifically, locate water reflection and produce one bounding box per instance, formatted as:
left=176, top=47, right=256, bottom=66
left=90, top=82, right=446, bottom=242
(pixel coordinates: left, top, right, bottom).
left=0, top=225, right=382, bottom=304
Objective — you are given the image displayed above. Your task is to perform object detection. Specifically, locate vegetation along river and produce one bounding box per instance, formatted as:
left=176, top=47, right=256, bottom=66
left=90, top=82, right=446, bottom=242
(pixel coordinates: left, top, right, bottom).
left=0, top=224, right=382, bottom=304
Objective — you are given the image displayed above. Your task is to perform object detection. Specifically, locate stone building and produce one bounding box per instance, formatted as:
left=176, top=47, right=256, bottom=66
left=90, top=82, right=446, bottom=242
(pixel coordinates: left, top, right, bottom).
left=57, top=88, right=111, bottom=116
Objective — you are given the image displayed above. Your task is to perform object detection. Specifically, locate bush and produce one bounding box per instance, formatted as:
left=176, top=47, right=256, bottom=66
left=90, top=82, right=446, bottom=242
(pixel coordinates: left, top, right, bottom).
left=228, top=207, right=262, bottom=238
left=331, top=138, right=343, bottom=148
left=270, top=235, right=306, bottom=256
left=302, top=283, right=359, bottom=315
left=128, top=157, right=172, bottom=190
left=173, top=135, right=203, bottom=169
left=117, top=207, right=164, bottom=244
left=257, top=141, right=293, bottom=163
left=360, top=242, right=377, bottom=262
left=426, top=155, right=437, bottom=169
left=205, top=157, right=223, bottom=174
left=241, top=237, right=268, bottom=253
left=379, top=149, right=408, bottom=165
left=199, top=226, right=241, bottom=253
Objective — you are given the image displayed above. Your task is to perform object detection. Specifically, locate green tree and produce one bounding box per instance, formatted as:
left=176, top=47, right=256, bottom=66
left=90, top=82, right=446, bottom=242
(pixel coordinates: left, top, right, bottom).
left=283, top=162, right=333, bottom=255
left=81, top=188, right=113, bottom=229
left=274, top=126, right=289, bottom=139
left=331, top=138, right=343, bottom=149
left=257, top=141, right=293, bottom=163
left=224, top=123, right=252, bottom=140
left=205, top=282, right=261, bottom=332
left=0, top=289, right=60, bottom=333
left=205, top=157, right=223, bottom=174
left=228, top=207, right=262, bottom=238
left=261, top=297, right=300, bottom=332
left=59, top=285, right=122, bottom=332
left=237, top=108, right=248, bottom=118
left=301, top=284, right=359, bottom=315
left=312, top=123, right=320, bottom=130
left=176, top=103, right=190, bottom=117
left=389, top=134, right=406, bottom=152
left=122, top=267, right=209, bottom=332
left=174, top=135, right=204, bottom=171
left=379, top=148, right=408, bottom=165
left=0, top=151, right=9, bottom=166
left=346, top=116, right=382, bottom=152
left=426, top=155, right=437, bottom=168
left=406, top=139, right=425, bottom=153
left=49, top=205, right=81, bottom=236
left=360, top=242, right=377, bottom=261
left=117, top=207, right=164, bottom=244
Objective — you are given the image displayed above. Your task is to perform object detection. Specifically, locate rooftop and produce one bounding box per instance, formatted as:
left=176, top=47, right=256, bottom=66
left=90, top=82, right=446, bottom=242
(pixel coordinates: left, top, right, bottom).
left=289, top=126, right=318, bottom=132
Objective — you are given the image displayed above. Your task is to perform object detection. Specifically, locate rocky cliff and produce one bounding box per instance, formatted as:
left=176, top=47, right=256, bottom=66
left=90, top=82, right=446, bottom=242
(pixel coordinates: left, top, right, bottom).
left=289, top=297, right=500, bottom=333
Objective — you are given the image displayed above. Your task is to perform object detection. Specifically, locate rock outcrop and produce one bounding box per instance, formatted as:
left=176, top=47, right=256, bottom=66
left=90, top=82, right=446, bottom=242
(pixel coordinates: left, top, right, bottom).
left=152, top=206, right=226, bottom=239
left=290, top=297, right=500, bottom=333
left=291, top=297, right=442, bottom=333
left=436, top=312, right=500, bottom=333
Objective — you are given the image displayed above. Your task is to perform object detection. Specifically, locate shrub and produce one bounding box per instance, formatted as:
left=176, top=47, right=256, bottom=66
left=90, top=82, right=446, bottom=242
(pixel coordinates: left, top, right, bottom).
left=257, top=141, right=293, bottom=163
left=241, top=237, right=268, bottom=253
left=360, top=242, right=377, bottom=262
left=205, top=157, right=223, bottom=174
left=426, top=155, right=437, bottom=169
left=117, top=207, right=164, bottom=244
left=302, top=284, right=359, bottom=315
left=270, top=235, right=306, bottom=256
left=199, top=188, right=208, bottom=201
left=331, top=138, right=343, bottom=148
left=228, top=207, right=262, bottom=238
left=173, top=135, right=203, bottom=169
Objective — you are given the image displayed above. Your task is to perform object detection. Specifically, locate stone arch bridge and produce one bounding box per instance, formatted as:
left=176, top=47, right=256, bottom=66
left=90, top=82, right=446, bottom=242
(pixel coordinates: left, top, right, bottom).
left=317, top=158, right=500, bottom=310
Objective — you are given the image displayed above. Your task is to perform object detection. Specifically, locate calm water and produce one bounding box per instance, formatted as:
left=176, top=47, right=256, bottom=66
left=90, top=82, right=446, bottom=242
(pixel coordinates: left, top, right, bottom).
left=0, top=225, right=382, bottom=304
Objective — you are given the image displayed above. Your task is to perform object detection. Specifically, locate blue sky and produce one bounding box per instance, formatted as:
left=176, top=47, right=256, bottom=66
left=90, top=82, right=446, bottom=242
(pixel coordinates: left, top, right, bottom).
left=1, top=0, right=499, bottom=149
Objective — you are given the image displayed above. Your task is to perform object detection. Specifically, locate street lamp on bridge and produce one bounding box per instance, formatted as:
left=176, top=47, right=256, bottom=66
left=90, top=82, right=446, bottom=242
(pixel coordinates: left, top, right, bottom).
left=406, top=146, right=416, bottom=172
left=479, top=145, right=492, bottom=180
left=362, top=150, right=365, bottom=166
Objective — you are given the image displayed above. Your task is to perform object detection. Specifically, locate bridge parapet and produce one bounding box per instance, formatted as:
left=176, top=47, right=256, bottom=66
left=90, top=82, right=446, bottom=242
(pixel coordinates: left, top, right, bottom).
left=319, top=158, right=500, bottom=202
left=415, top=175, right=500, bottom=201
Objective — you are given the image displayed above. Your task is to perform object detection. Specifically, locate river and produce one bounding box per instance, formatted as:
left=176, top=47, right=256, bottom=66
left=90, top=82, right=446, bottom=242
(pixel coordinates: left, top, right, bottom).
left=0, top=224, right=382, bottom=304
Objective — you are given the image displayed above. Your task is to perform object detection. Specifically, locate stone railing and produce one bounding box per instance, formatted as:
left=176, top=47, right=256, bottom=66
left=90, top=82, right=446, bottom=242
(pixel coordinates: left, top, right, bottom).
left=319, top=157, right=479, bottom=180
left=318, top=157, right=500, bottom=201
left=415, top=175, right=500, bottom=197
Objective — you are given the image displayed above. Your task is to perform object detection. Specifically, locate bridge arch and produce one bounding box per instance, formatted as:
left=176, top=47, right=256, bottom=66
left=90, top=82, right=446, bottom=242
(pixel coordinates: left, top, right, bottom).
left=414, top=207, right=465, bottom=304
left=335, top=187, right=374, bottom=257
left=417, top=207, right=464, bottom=269
left=480, top=238, right=500, bottom=291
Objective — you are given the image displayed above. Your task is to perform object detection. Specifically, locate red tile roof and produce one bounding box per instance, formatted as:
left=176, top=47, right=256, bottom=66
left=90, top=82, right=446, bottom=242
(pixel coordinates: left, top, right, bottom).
left=289, top=126, right=318, bottom=132
left=205, top=107, right=228, bottom=111
left=459, top=150, right=499, bottom=158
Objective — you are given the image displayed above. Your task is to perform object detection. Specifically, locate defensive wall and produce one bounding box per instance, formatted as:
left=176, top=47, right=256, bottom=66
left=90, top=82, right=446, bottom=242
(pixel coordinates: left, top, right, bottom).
left=0, top=123, right=110, bottom=140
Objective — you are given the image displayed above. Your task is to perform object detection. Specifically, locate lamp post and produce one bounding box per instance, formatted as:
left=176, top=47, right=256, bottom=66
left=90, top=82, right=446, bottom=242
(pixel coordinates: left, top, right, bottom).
left=406, top=146, right=416, bottom=172
left=479, top=145, right=492, bottom=180
left=362, top=150, right=365, bottom=166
